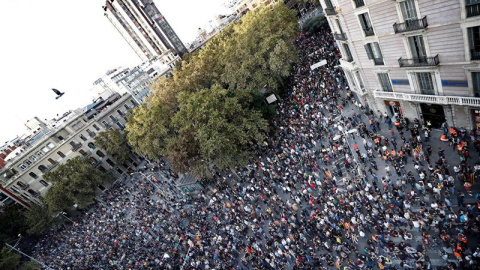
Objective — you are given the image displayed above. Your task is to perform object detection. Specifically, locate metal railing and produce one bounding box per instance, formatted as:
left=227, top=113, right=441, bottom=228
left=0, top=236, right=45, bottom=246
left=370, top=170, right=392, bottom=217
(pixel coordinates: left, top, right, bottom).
left=466, top=3, right=480, bottom=17
left=398, top=55, right=439, bottom=67
left=334, top=32, right=347, bottom=41
left=393, top=16, right=428, bottom=34
left=71, top=143, right=82, bottom=151
left=373, top=91, right=480, bottom=106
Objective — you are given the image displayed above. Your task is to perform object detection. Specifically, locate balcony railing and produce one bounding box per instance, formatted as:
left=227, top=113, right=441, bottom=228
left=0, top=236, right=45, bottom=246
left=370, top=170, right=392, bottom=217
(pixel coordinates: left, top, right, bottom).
left=324, top=7, right=337, bottom=15
left=363, top=27, right=375, bottom=36
left=471, top=49, right=480, bottom=60
left=466, top=3, right=480, bottom=18
left=334, top=32, right=347, bottom=41
left=47, top=162, right=59, bottom=172
left=353, top=0, right=365, bottom=8
left=373, top=91, right=480, bottom=106
left=398, top=55, right=439, bottom=67
left=373, top=58, right=384, bottom=65
left=393, top=16, right=428, bottom=34
left=82, top=151, right=92, bottom=157
left=71, top=143, right=82, bottom=151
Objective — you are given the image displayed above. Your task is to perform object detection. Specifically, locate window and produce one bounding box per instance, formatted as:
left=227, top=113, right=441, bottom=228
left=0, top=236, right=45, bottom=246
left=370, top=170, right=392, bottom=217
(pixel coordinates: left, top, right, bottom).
left=364, top=42, right=384, bottom=65
left=408, top=35, right=427, bottom=62
left=335, top=19, right=344, bottom=34
left=359, top=13, right=374, bottom=36
left=117, top=109, right=125, bottom=116
left=109, top=115, right=118, bottom=122
left=93, top=124, right=100, bottom=131
left=325, top=0, right=334, bottom=9
left=355, top=71, right=365, bottom=89
left=16, top=181, right=28, bottom=189
left=473, top=72, right=480, bottom=97
left=57, top=151, right=65, bottom=158
left=353, top=0, right=364, bottom=8
left=345, top=70, right=357, bottom=87
left=27, top=189, right=39, bottom=197
left=36, top=151, right=43, bottom=157
left=48, top=158, right=56, bottom=165
left=29, top=155, right=37, bottom=162
left=124, top=104, right=131, bottom=111
left=58, top=136, right=64, bottom=141
left=42, top=147, right=49, bottom=153
left=468, top=26, right=480, bottom=60
left=96, top=150, right=105, bottom=158
left=342, top=43, right=353, bottom=62
left=88, top=142, right=96, bottom=149
left=400, top=0, right=417, bottom=22
left=18, top=164, right=27, bottom=171
left=116, top=122, right=125, bottom=130
left=130, top=100, right=137, bottom=106
left=39, top=180, right=49, bottom=187
left=29, top=172, right=38, bottom=179
left=102, top=121, right=110, bottom=129
left=466, top=0, right=480, bottom=18
left=416, top=72, right=435, bottom=95
left=24, top=160, right=32, bottom=166
left=80, top=134, right=87, bottom=141
left=378, top=73, right=393, bottom=92
left=38, top=165, right=48, bottom=174
left=47, top=143, right=55, bottom=149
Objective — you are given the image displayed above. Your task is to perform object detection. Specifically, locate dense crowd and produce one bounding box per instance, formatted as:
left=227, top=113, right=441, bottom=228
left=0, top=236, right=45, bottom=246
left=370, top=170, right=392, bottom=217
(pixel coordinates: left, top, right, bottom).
left=33, top=28, right=480, bottom=269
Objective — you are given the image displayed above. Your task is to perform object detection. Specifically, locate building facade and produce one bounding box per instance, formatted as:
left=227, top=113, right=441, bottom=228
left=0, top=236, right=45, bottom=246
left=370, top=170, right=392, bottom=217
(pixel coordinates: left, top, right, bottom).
left=0, top=94, right=140, bottom=208
left=321, top=0, right=480, bottom=129
left=103, top=0, right=187, bottom=63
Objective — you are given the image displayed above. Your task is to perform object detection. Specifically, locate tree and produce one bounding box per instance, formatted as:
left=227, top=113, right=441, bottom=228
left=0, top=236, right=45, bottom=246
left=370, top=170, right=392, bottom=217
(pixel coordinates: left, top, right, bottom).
left=170, top=86, right=268, bottom=178
left=0, top=205, right=27, bottom=240
left=43, top=157, right=110, bottom=212
left=20, top=261, right=42, bottom=270
left=24, top=202, right=53, bottom=236
left=94, top=130, right=131, bottom=164
left=0, top=247, right=21, bottom=270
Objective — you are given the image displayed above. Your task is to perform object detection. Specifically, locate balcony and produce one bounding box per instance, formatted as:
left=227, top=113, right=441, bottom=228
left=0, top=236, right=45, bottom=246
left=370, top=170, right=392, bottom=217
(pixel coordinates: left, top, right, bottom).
left=324, top=7, right=337, bottom=16
left=47, top=162, right=59, bottom=172
left=373, top=58, right=384, bottom=65
left=351, top=87, right=367, bottom=96
left=334, top=32, right=347, bottom=41
left=71, top=143, right=82, bottom=151
left=82, top=151, right=92, bottom=158
left=353, top=0, right=365, bottom=8
left=466, top=3, right=480, bottom=18
left=87, top=131, right=96, bottom=138
left=393, top=16, right=428, bottom=34
left=471, top=49, right=480, bottom=61
left=373, top=91, right=480, bottom=106
left=398, top=55, right=439, bottom=67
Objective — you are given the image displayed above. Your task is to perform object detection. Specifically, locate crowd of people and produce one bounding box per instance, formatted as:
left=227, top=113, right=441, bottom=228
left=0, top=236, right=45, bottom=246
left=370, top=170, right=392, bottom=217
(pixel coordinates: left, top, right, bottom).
left=32, top=27, right=480, bottom=270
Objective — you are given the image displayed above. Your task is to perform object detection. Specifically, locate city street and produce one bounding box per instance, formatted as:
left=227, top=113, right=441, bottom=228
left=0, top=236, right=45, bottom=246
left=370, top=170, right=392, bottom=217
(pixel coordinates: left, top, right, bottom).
left=31, top=27, right=480, bottom=270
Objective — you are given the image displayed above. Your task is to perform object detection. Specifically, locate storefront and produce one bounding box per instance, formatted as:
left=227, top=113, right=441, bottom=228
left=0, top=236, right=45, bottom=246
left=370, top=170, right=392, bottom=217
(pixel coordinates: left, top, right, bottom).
left=420, top=103, right=445, bottom=128
left=384, top=100, right=403, bottom=117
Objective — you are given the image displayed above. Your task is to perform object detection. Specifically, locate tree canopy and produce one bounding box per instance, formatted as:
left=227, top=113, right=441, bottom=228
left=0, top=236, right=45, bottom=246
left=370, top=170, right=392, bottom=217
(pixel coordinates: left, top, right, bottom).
left=126, top=2, right=299, bottom=178
left=94, top=130, right=131, bottom=164
left=43, top=157, right=110, bottom=212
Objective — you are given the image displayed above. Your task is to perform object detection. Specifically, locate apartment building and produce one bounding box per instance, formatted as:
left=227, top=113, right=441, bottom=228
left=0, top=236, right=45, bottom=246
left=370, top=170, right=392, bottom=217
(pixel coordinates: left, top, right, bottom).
left=321, top=0, right=480, bottom=129
left=0, top=93, right=140, bottom=208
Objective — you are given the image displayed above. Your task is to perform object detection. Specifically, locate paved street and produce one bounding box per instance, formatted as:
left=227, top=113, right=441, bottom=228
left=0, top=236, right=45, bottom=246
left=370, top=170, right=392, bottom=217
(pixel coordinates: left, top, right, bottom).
left=31, top=28, right=480, bottom=269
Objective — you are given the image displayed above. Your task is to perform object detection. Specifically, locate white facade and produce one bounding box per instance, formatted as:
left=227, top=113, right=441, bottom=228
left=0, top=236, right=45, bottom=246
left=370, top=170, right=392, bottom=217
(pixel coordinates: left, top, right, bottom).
left=321, top=0, right=480, bottom=129
left=0, top=94, right=140, bottom=208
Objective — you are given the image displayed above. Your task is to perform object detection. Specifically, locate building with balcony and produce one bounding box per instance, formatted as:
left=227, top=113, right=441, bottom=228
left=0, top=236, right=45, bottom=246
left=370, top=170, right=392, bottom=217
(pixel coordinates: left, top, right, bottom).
left=103, top=0, right=187, bottom=65
left=0, top=93, right=141, bottom=208
left=321, top=0, right=480, bottom=129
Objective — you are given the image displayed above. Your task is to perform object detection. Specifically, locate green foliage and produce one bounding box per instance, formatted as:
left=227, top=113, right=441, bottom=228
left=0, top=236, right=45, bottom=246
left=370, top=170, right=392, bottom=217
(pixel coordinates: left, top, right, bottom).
left=24, top=202, right=52, bottom=236
left=94, top=130, right=131, bottom=164
left=126, top=2, right=297, bottom=178
left=0, top=247, right=21, bottom=270
left=20, top=261, right=42, bottom=270
left=0, top=205, right=27, bottom=241
left=43, top=157, right=110, bottom=212
left=169, top=86, right=268, bottom=178
left=302, top=14, right=327, bottom=34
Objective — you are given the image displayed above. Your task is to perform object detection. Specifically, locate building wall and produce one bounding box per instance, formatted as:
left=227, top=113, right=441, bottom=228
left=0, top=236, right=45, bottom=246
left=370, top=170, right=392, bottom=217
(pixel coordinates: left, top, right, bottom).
left=322, top=0, right=480, bottom=129
left=0, top=94, right=139, bottom=207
